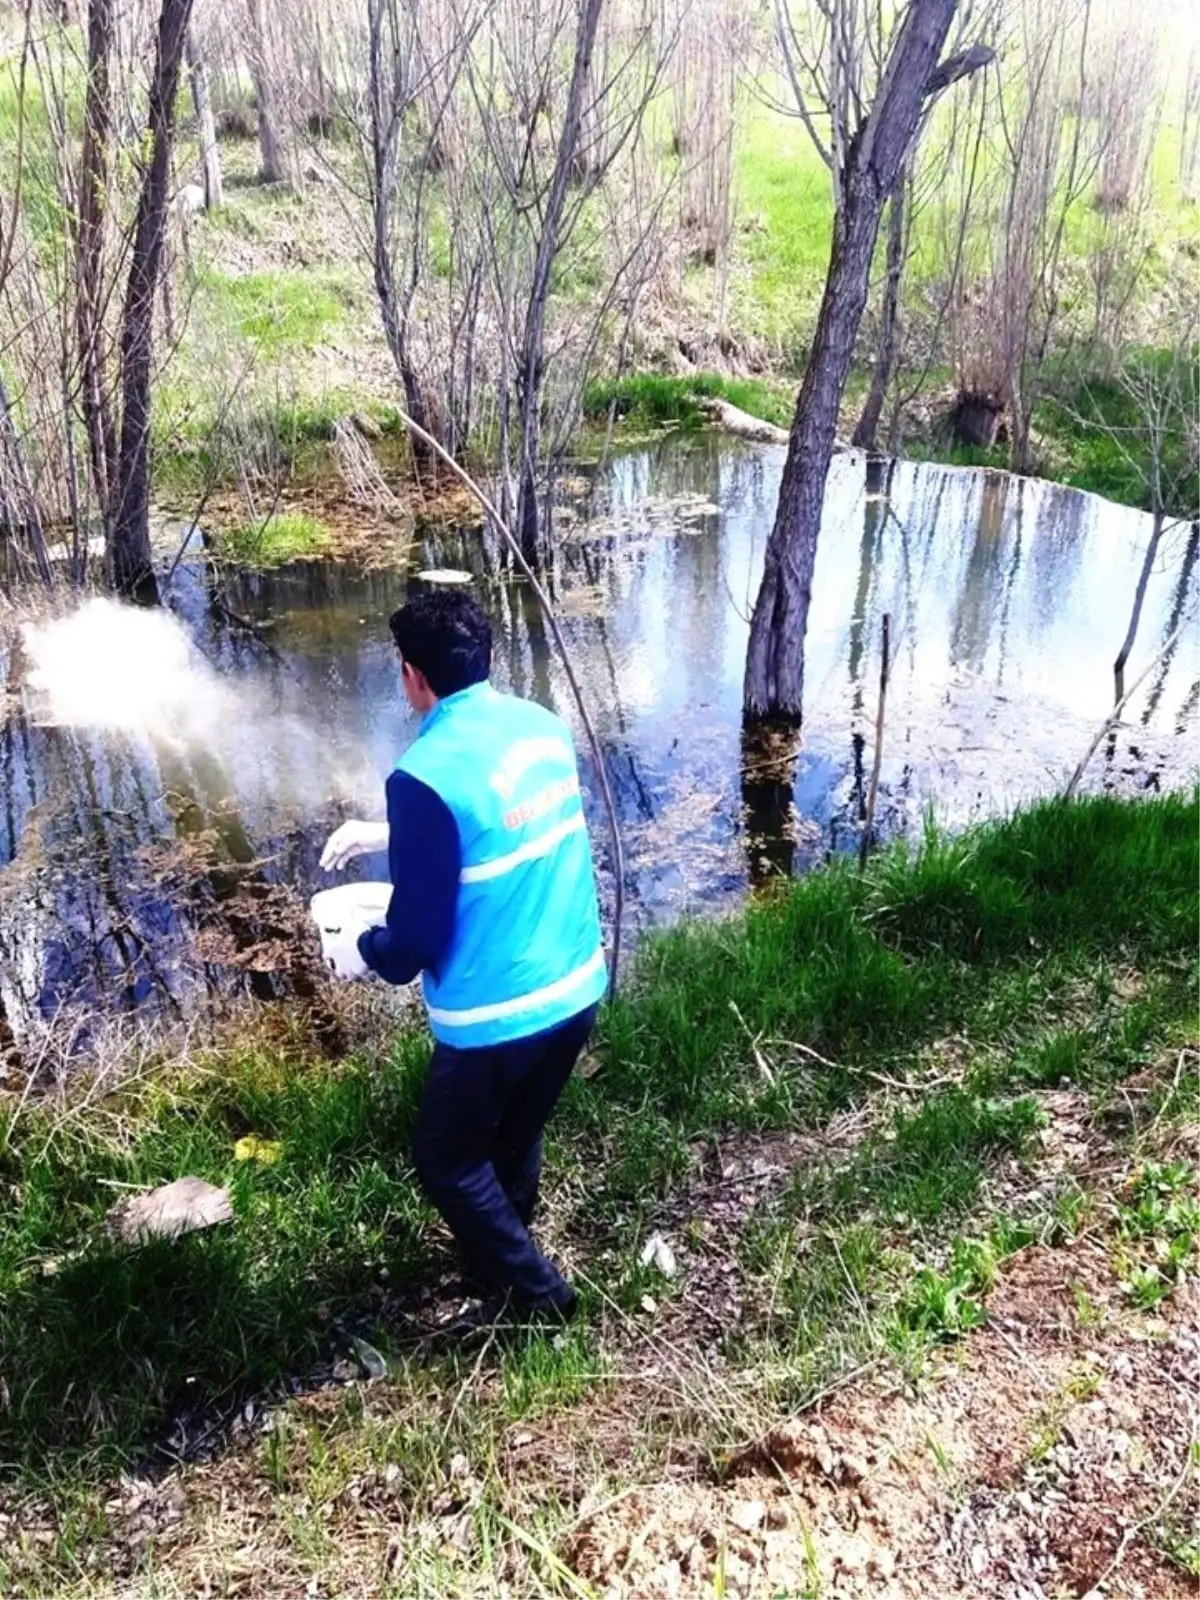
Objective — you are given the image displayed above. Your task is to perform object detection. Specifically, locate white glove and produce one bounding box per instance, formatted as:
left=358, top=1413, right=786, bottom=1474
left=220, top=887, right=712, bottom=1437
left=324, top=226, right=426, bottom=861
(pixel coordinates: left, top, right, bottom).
left=321, top=923, right=370, bottom=981
left=320, top=819, right=389, bottom=872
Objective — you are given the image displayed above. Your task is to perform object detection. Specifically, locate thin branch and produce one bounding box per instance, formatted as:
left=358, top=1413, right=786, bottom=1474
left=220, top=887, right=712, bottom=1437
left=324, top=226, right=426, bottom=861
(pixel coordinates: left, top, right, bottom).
left=924, top=41, right=993, bottom=98
left=1064, top=604, right=1199, bottom=798
left=859, top=612, right=890, bottom=866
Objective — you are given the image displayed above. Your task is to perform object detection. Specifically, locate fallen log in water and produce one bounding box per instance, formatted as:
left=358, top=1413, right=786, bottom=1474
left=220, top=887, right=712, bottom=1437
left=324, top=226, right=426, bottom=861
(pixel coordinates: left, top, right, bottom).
left=700, top=395, right=851, bottom=453
left=700, top=396, right=789, bottom=444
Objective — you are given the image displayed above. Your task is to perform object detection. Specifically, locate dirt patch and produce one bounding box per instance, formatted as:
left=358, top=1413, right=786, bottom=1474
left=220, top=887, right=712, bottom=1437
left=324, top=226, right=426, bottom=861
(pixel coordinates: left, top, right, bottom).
left=619, top=1108, right=881, bottom=1347
left=566, top=1243, right=1197, bottom=1599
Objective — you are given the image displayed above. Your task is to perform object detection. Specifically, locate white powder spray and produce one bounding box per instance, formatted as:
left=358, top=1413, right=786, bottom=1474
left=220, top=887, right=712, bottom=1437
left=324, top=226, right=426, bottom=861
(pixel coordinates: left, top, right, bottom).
left=19, top=597, right=385, bottom=816
left=23, top=598, right=228, bottom=740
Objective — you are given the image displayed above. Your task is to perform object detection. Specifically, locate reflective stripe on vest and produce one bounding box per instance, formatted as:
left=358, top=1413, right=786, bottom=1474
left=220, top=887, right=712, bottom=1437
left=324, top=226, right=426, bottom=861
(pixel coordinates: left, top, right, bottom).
left=424, top=946, right=605, bottom=1030
left=459, top=810, right=587, bottom=884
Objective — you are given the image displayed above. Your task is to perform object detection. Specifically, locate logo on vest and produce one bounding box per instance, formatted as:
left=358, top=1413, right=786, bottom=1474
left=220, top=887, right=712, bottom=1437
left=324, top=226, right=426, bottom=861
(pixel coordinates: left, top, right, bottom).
left=503, top=775, right=579, bottom=830
left=489, top=735, right=573, bottom=802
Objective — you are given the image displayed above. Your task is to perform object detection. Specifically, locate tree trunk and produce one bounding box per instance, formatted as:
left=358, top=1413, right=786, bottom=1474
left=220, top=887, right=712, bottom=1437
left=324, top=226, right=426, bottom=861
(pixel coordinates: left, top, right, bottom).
left=703, top=396, right=790, bottom=445
left=247, top=0, right=286, bottom=185
left=77, top=0, right=118, bottom=523
left=852, top=163, right=908, bottom=453
left=951, top=391, right=1002, bottom=447
left=366, top=0, right=433, bottom=467
left=744, top=0, right=963, bottom=723
left=743, top=202, right=882, bottom=720
left=373, top=239, right=432, bottom=468
left=1007, top=382, right=1036, bottom=475
left=1113, top=507, right=1164, bottom=701
left=0, top=371, right=54, bottom=584
left=109, top=0, right=195, bottom=597
left=514, top=0, right=606, bottom=563
left=1181, top=55, right=1200, bottom=199
left=186, top=26, right=223, bottom=209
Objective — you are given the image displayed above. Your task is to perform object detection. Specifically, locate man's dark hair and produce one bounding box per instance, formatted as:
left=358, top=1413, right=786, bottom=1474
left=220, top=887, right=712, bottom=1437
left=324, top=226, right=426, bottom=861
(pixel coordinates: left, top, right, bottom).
left=389, top=587, right=492, bottom=697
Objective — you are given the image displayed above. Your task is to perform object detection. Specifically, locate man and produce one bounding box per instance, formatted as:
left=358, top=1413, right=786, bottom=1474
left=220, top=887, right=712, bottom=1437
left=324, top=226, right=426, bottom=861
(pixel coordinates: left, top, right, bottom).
left=320, top=587, right=606, bottom=1321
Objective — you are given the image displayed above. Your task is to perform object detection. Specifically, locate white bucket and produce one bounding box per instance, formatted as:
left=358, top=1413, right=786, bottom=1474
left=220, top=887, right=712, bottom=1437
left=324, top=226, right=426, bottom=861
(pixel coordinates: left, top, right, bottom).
left=310, top=882, right=392, bottom=966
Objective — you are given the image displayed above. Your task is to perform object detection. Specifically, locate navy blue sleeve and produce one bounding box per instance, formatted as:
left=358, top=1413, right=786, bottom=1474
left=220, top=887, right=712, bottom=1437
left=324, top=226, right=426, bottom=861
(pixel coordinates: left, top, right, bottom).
left=358, top=771, right=460, bottom=986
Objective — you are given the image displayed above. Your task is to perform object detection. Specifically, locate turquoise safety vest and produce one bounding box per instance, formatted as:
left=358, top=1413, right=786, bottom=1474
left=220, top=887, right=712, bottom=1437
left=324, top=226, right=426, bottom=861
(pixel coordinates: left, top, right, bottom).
left=396, top=681, right=607, bottom=1048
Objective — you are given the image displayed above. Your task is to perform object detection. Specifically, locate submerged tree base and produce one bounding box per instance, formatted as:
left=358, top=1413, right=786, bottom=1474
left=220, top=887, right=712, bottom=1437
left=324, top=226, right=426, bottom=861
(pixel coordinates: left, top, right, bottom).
left=740, top=719, right=804, bottom=884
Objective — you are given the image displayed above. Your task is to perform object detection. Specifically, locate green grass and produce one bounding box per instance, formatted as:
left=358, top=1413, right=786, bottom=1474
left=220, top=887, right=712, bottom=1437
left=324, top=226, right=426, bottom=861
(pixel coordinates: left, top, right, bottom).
left=0, top=793, right=1195, bottom=1493
left=737, top=1085, right=1046, bottom=1371
left=896, top=340, right=1200, bottom=515
left=1038, top=352, right=1199, bottom=519
left=216, top=510, right=332, bottom=565
left=581, top=793, right=1197, bottom=1197
left=153, top=395, right=403, bottom=504
left=906, top=346, right=1200, bottom=518
left=0, top=1035, right=434, bottom=1479
left=582, top=371, right=795, bottom=430
left=193, top=268, right=353, bottom=357
left=0, top=35, right=85, bottom=252
left=823, top=1087, right=1047, bottom=1224
left=731, top=104, right=834, bottom=355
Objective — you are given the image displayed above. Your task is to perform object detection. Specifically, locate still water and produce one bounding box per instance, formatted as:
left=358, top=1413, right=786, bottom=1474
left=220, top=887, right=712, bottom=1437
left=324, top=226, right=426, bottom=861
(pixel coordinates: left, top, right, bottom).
left=1, top=434, right=1196, bottom=1049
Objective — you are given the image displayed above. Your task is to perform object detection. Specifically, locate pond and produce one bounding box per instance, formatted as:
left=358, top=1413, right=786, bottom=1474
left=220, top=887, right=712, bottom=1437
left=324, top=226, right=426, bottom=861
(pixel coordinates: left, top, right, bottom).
left=1, top=433, right=1196, bottom=1054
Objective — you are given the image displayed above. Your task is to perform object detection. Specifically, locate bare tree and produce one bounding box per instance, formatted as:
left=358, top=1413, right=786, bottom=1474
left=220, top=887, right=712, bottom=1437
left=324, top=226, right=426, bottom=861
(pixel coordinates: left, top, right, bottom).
left=948, top=0, right=1111, bottom=472
left=110, top=0, right=197, bottom=594
left=866, top=67, right=991, bottom=452
left=1, top=32, right=46, bottom=568
left=997, top=0, right=1099, bottom=471
left=671, top=0, right=739, bottom=327
left=364, top=0, right=439, bottom=460
left=1089, top=4, right=1160, bottom=216
left=744, top=0, right=992, bottom=721
left=500, top=0, right=674, bottom=557
left=1182, top=49, right=1200, bottom=200
left=246, top=0, right=289, bottom=184
left=1, top=0, right=197, bottom=592
left=360, top=0, right=486, bottom=464
left=0, top=372, right=53, bottom=585
left=511, top=0, right=607, bottom=559
left=1075, top=288, right=1198, bottom=697
left=1084, top=207, right=1152, bottom=358
left=76, top=0, right=119, bottom=522
left=851, top=159, right=909, bottom=451
left=186, top=26, right=224, bottom=209
left=354, top=0, right=671, bottom=552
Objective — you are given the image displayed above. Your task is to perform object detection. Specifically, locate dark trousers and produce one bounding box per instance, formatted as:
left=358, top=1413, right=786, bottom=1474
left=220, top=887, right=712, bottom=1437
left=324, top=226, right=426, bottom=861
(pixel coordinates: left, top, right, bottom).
left=411, top=1004, right=597, bottom=1307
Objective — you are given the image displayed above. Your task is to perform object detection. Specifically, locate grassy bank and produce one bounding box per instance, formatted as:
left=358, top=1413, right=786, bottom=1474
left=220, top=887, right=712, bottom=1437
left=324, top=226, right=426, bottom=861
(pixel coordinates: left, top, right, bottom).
left=143, top=99, right=1195, bottom=527
left=585, top=350, right=1199, bottom=519
left=215, top=510, right=333, bottom=566
left=1, top=794, right=1195, bottom=1530
left=903, top=352, right=1200, bottom=518
left=582, top=372, right=796, bottom=432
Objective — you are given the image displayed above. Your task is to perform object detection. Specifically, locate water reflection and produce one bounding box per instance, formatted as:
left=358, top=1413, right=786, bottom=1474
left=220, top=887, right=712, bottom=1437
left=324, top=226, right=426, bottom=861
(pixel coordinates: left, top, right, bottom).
left=1, top=438, right=1196, bottom=1047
